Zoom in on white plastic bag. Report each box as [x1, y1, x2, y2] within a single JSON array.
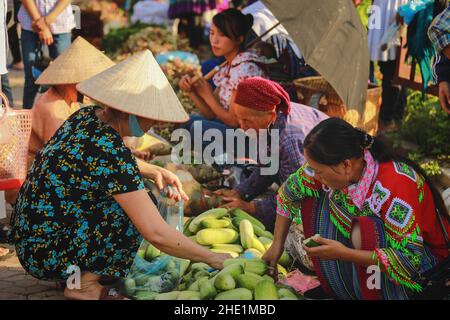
[[379, 22, 401, 52], [121, 187, 186, 299]]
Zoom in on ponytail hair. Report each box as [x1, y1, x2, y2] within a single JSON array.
[[304, 118, 449, 220]]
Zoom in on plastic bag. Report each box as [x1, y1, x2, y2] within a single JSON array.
[[155, 51, 200, 66], [398, 0, 433, 25], [278, 269, 320, 295], [121, 187, 189, 299], [379, 22, 401, 52]]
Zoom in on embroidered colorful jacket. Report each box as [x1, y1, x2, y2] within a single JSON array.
[[277, 159, 449, 292]]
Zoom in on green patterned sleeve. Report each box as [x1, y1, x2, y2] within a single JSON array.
[[276, 165, 321, 224]]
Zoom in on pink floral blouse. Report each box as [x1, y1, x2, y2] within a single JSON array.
[[213, 52, 267, 110]]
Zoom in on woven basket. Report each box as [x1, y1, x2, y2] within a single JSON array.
[[0, 92, 33, 190], [293, 76, 381, 135]]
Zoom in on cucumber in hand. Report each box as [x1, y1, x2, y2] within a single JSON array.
[[303, 234, 322, 248]]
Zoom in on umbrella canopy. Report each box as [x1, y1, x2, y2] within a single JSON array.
[[261, 0, 369, 114]]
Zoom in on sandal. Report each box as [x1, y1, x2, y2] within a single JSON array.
[[0, 223, 11, 243], [99, 287, 127, 300]]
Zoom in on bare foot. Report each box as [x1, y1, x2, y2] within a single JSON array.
[[63, 271, 104, 300], [64, 283, 104, 300], [0, 247, 13, 261]]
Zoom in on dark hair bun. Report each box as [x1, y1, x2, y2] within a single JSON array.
[[244, 14, 254, 33]]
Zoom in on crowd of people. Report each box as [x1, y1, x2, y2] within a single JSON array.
[[0, 0, 449, 300]]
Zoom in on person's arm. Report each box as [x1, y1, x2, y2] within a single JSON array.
[[434, 55, 450, 113], [262, 214, 292, 278], [21, 0, 41, 21], [438, 80, 450, 114], [114, 189, 229, 269], [261, 166, 321, 278], [201, 88, 238, 127], [135, 158, 189, 202], [23, 0, 53, 44], [219, 166, 276, 217], [179, 75, 215, 119], [303, 235, 376, 267], [235, 166, 277, 202], [193, 78, 238, 127], [271, 214, 292, 255], [187, 91, 216, 119], [277, 165, 321, 223], [342, 248, 376, 267], [45, 0, 71, 24]]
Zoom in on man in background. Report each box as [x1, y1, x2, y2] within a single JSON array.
[[428, 4, 450, 114]]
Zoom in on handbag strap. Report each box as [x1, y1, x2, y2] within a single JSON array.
[[0, 91, 11, 118], [34, 45, 44, 62], [35, 44, 43, 55]]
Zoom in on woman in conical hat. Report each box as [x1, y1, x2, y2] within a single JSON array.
[[30, 37, 115, 164], [5, 36, 115, 206], [11, 50, 231, 300]]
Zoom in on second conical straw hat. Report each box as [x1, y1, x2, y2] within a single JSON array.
[[35, 36, 115, 85], [76, 50, 189, 123]]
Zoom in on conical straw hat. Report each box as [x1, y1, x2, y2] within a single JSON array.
[[35, 37, 115, 85], [76, 50, 189, 123]]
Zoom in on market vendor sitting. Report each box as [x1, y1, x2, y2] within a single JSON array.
[[179, 9, 268, 144], [216, 77, 328, 232], [10, 50, 230, 300], [29, 37, 115, 167]]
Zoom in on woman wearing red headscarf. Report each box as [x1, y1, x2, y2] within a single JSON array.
[[215, 77, 328, 232]]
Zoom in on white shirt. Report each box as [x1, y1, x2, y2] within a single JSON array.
[[368, 0, 409, 62], [0, 0, 7, 75], [242, 1, 303, 59], [18, 0, 75, 35]]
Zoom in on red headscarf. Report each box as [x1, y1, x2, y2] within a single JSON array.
[[234, 77, 291, 114]]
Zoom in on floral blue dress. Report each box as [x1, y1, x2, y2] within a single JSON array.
[[11, 106, 145, 281]]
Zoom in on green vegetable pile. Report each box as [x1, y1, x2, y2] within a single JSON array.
[[122, 208, 300, 300]]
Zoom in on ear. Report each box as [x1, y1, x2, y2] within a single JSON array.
[[343, 159, 353, 174], [270, 110, 277, 122], [237, 35, 245, 45]]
